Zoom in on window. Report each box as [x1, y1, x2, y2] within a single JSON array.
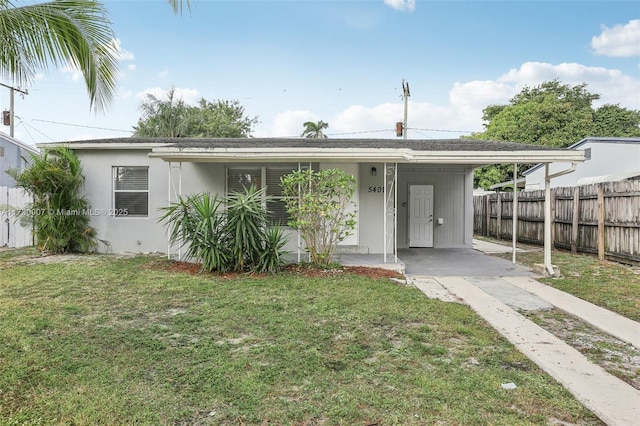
[[227, 164, 298, 225], [113, 166, 149, 217]]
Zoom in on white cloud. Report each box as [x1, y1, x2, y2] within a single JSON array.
[[134, 87, 201, 105], [158, 68, 170, 79], [111, 38, 135, 61], [127, 64, 136, 72], [261, 110, 319, 137], [498, 61, 640, 108], [384, 0, 416, 12], [60, 65, 82, 82], [259, 61, 639, 139], [449, 80, 515, 111], [592, 19, 640, 57]]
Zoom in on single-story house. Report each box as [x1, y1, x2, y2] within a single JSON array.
[[523, 137, 640, 190], [38, 137, 586, 272], [1, 132, 39, 187]]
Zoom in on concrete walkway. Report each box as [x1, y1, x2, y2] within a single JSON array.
[[413, 275, 640, 426]]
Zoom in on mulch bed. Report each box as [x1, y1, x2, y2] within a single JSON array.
[[144, 259, 403, 280]]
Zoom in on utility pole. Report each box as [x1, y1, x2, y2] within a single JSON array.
[[1, 82, 28, 137], [402, 79, 410, 140]]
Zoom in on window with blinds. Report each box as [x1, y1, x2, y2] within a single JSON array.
[[113, 166, 149, 217], [227, 164, 298, 225]]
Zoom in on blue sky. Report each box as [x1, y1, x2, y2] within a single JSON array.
[[5, 0, 640, 146]]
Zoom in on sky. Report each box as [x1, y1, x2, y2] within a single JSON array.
[[4, 0, 640, 147]]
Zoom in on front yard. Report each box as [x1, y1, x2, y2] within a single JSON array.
[[0, 249, 600, 425]]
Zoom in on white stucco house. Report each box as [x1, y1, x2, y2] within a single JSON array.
[[523, 137, 640, 190], [38, 137, 586, 269], [1, 132, 38, 187]]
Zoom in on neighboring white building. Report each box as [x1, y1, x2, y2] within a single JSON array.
[[0, 132, 39, 187], [38, 137, 585, 264], [523, 137, 640, 190]]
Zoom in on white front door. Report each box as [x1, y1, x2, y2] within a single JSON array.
[[409, 185, 434, 247]]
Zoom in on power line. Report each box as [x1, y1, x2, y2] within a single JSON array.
[[326, 129, 391, 136], [16, 120, 55, 143], [31, 118, 133, 133], [411, 127, 475, 134]]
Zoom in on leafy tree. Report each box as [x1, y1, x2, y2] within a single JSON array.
[[281, 168, 356, 266], [593, 104, 640, 137], [8, 147, 99, 253], [133, 89, 192, 137], [301, 120, 329, 138], [188, 98, 260, 138], [0, 0, 189, 112], [133, 89, 259, 137], [471, 80, 640, 188]]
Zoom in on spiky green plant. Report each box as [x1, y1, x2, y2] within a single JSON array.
[[8, 147, 98, 253], [159, 187, 289, 273], [223, 185, 270, 272], [159, 192, 230, 272]]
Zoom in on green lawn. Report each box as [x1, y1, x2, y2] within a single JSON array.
[[489, 242, 640, 322], [0, 250, 600, 425]]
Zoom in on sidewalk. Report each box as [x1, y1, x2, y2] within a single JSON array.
[[414, 275, 640, 426]]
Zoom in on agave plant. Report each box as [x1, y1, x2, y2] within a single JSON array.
[[159, 192, 229, 272], [159, 186, 289, 273]]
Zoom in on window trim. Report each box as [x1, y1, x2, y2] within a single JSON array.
[[112, 166, 150, 218]]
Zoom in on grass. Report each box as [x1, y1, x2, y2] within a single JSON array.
[[488, 241, 640, 321], [0, 250, 601, 425]]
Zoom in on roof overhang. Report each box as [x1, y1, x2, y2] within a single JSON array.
[[148, 146, 587, 165], [36, 142, 165, 150]]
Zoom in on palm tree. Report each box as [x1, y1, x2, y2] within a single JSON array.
[[0, 0, 189, 113], [301, 120, 329, 139]]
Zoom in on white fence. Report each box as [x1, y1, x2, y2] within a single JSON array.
[[0, 186, 32, 248]]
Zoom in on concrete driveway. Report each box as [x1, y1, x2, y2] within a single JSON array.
[[403, 240, 640, 426], [398, 246, 534, 277]]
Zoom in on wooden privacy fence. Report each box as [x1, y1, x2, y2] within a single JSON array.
[[0, 186, 32, 248], [474, 180, 640, 265]]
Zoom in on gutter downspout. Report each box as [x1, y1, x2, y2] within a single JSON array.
[[544, 162, 578, 275]]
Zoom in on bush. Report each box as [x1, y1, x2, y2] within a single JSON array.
[[8, 147, 100, 253], [159, 186, 288, 273], [281, 168, 356, 266]]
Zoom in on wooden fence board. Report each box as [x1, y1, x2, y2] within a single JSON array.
[[473, 180, 640, 265], [0, 186, 32, 248]]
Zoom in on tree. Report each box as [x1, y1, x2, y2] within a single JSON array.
[[0, 0, 189, 112], [8, 147, 100, 253], [281, 168, 357, 266], [593, 104, 640, 137], [301, 120, 329, 139], [133, 89, 259, 138], [133, 89, 192, 137], [471, 80, 640, 188]]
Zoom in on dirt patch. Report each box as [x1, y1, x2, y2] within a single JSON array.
[[524, 308, 640, 390]]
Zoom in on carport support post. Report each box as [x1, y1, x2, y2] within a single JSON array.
[[544, 163, 553, 275], [512, 163, 518, 264], [167, 161, 183, 260]]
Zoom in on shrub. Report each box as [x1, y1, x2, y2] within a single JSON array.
[[159, 186, 288, 273], [8, 147, 99, 253], [281, 168, 357, 266]]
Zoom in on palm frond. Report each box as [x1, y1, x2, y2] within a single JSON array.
[[0, 0, 118, 112]]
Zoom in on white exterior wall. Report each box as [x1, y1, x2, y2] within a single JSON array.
[[358, 163, 474, 252], [77, 149, 177, 254], [524, 141, 640, 189], [77, 151, 473, 255]]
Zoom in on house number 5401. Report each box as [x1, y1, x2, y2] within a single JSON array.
[[368, 186, 385, 193]]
